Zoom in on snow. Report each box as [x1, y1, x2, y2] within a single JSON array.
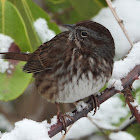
[[93, 0, 140, 60], [0, 115, 13, 131], [0, 0, 140, 139], [112, 43, 140, 80], [52, 117, 95, 140], [0, 119, 51, 140], [93, 0, 140, 91], [132, 76, 140, 90], [0, 34, 13, 73], [50, 116, 57, 126], [107, 79, 123, 91], [52, 95, 129, 140], [130, 100, 139, 107], [107, 42, 140, 90], [34, 18, 56, 43], [89, 95, 129, 128], [76, 101, 88, 112], [88, 135, 106, 140], [109, 131, 136, 140], [137, 106, 140, 114], [130, 99, 140, 114], [0, 34, 13, 52]]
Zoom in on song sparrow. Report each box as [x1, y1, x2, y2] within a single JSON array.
[[0, 21, 115, 104]]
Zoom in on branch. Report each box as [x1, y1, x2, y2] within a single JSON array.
[[106, 0, 134, 48], [48, 65, 140, 138], [123, 88, 140, 123]]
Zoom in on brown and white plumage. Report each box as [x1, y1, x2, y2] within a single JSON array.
[[0, 21, 115, 103]]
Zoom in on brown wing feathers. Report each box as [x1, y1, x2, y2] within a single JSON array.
[[0, 32, 69, 74], [0, 50, 48, 73], [23, 44, 50, 73], [0, 52, 30, 61], [23, 53, 46, 73]]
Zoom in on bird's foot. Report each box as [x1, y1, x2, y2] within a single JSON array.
[[90, 95, 100, 115], [56, 103, 74, 134], [57, 112, 74, 134]]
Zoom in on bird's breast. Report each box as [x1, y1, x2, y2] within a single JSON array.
[[56, 71, 107, 103], [55, 56, 109, 103], [35, 56, 112, 103]]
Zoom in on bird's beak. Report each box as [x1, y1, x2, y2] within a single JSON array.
[[63, 24, 75, 33]]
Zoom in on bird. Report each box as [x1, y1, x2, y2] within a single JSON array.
[[0, 20, 115, 118]]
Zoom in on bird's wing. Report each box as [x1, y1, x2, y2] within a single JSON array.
[[23, 31, 69, 73]]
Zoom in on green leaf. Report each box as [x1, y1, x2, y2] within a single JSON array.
[[9, 0, 60, 50], [69, 0, 104, 20], [136, 88, 140, 103], [0, 0, 32, 52], [0, 62, 32, 101], [47, 0, 66, 4], [0, 0, 60, 101], [0, 0, 33, 101], [126, 123, 140, 140], [45, 0, 106, 24]]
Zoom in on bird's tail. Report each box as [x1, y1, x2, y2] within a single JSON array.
[[0, 52, 30, 61]]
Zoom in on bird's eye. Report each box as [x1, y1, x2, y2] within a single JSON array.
[[81, 31, 88, 37]]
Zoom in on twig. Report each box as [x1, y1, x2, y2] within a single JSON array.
[[60, 124, 73, 140], [106, 0, 134, 49], [87, 116, 110, 140], [119, 117, 136, 130], [123, 88, 140, 123], [87, 116, 119, 132], [48, 65, 140, 138]]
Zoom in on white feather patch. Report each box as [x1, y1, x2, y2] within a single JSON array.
[[56, 71, 107, 103]]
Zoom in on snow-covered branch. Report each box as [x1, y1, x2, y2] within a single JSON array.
[[49, 64, 140, 137]]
